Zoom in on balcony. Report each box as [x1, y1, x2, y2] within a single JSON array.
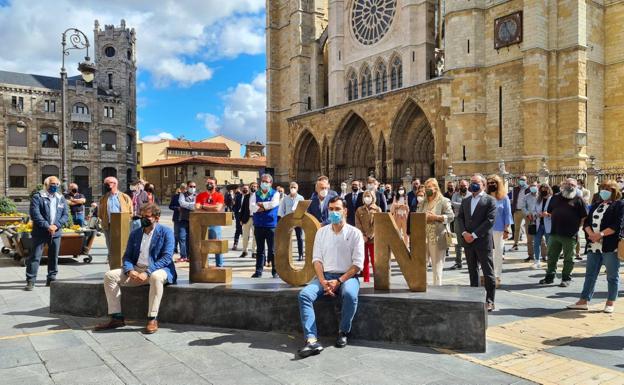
[[70, 113, 91, 123]]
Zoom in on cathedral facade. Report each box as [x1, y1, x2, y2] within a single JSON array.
[[266, 0, 624, 188]]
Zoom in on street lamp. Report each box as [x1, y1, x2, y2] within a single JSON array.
[[60, 27, 96, 192]]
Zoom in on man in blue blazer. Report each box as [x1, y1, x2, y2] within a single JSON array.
[[95, 203, 176, 334], [25, 176, 69, 290], [344, 180, 361, 226], [307, 175, 338, 225]]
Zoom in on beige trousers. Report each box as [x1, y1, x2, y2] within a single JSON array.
[[427, 241, 445, 286], [241, 218, 256, 253], [104, 267, 168, 317], [392, 214, 409, 245]]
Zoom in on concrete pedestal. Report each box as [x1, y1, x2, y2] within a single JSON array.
[[50, 279, 487, 352]]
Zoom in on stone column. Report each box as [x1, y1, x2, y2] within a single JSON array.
[[498, 160, 510, 190], [538, 157, 550, 186], [444, 165, 456, 187], [586, 155, 599, 197], [402, 167, 413, 191]]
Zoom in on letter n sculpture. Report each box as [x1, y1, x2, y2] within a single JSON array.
[[189, 212, 233, 283]]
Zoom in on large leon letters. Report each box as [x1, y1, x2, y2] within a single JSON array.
[[189, 211, 233, 283]]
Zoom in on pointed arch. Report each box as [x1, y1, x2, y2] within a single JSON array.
[[294, 129, 321, 190], [346, 68, 358, 101], [332, 111, 375, 184], [360, 64, 372, 98], [374, 58, 388, 94], [389, 53, 403, 90]]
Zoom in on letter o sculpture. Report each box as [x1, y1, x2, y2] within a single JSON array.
[[274, 200, 321, 286]]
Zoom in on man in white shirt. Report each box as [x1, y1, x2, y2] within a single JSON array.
[[297, 196, 364, 358], [278, 182, 305, 260]]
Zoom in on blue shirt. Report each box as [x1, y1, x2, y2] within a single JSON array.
[[278, 193, 304, 217], [107, 193, 121, 223], [493, 195, 514, 232]]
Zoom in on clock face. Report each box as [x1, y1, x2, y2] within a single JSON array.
[[351, 0, 397, 46], [494, 12, 523, 49]]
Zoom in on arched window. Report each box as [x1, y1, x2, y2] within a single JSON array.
[[361, 66, 372, 98], [73, 103, 89, 115], [8, 123, 27, 147], [101, 131, 117, 151], [391, 56, 403, 90], [72, 129, 89, 150], [375, 62, 388, 94], [347, 70, 358, 101], [9, 164, 27, 188], [41, 165, 59, 184], [40, 127, 59, 148]]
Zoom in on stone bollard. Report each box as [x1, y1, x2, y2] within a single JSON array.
[[109, 212, 131, 270], [189, 212, 233, 283], [586, 155, 599, 197]]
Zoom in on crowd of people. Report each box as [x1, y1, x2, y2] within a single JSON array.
[[21, 172, 623, 357]]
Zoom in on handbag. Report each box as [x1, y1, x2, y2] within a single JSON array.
[[445, 224, 457, 246], [618, 239, 624, 262]]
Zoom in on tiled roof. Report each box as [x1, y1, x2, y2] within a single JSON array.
[[143, 156, 266, 168], [166, 140, 230, 152], [0, 70, 87, 90]]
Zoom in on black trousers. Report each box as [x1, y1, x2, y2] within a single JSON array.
[[233, 211, 242, 244], [465, 244, 496, 304], [255, 226, 276, 275]]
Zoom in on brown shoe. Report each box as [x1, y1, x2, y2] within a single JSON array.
[[145, 319, 158, 334], [94, 318, 125, 331]]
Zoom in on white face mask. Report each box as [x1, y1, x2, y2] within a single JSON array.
[[363, 196, 373, 205], [188, 187, 196, 194], [290, 188, 297, 195], [398, 190, 405, 196], [341, 184, 347, 191], [367, 184, 375, 191], [417, 196, 424, 203], [319, 189, 328, 198]]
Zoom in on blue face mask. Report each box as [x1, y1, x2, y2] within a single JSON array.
[[469, 183, 481, 193], [329, 210, 343, 224], [529, 186, 538, 194], [599, 190, 612, 201], [49, 185, 58, 194], [519, 180, 527, 187]]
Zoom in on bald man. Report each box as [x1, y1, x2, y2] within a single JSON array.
[[98, 177, 133, 260]]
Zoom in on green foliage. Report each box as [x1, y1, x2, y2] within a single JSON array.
[[64, 201, 74, 228], [0, 196, 18, 215]]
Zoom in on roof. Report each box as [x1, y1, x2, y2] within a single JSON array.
[[0, 70, 87, 90], [143, 156, 266, 168], [166, 140, 230, 152]]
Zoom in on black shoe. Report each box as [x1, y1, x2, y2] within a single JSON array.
[[450, 263, 462, 270], [539, 278, 554, 285], [297, 256, 303, 261], [45, 278, 56, 287], [239, 251, 248, 258], [511, 245, 519, 251], [232, 243, 238, 251], [252, 253, 257, 259], [298, 340, 323, 358], [272, 272, 279, 279], [524, 257, 534, 262], [251, 273, 262, 278], [24, 281, 34, 291], [575, 255, 582, 261], [335, 332, 348, 348], [559, 280, 571, 287]]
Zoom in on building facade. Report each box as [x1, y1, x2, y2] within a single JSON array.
[[0, 20, 136, 203], [267, 0, 624, 187]]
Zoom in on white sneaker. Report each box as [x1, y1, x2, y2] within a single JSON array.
[[566, 303, 588, 310], [532, 262, 541, 269], [604, 305, 615, 314]]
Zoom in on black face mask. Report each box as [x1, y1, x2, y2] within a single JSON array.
[[71, 189, 77, 194], [206, 184, 214, 191], [103, 184, 111, 193], [487, 184, 497, 193], [250, 187, 257, 192], [352, 187, 359, 192], [459, 187, 467, 194], [140, 217, 153, 228], [540, 190, 549, 197]]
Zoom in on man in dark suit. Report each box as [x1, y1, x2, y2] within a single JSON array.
[[26, 176, 69, 290], [407, 178, 422, 213], [95, 203, 177, 334], [239, 184, 256, 258], [344, 180, 361, 226], [232, 187, 243, 250], [357, 176, 387, 212], [308, 176, 338, 225], [456, 174, 498, 311]]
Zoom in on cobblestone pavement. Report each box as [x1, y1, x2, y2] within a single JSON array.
[[0, 208, 622, 384]]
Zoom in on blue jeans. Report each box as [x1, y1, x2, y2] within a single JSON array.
[[72, 212, 85, 226], [26, 235, 60, 282], [173, 220, 180, 253], [179, 220, 189, 258], [581, 251, 621, 302], [209, 226, 223, 267], [295, 227, 304, 259], [298, 273, 360, 340], [254, 226, 275, 275], [534, 224, 550, 263]]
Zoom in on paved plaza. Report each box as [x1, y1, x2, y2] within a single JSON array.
[[0, 208, 623, 385]]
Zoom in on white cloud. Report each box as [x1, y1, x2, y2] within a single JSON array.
[[141, 132, 175, 142], [0, 0, 265, 87], [196, 73, 266, 143]]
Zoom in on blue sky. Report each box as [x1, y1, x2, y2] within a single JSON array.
[[0, 0, 267, 144]]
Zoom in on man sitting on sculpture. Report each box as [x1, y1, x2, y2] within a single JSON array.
[[297, 196, 364, 358], [95, 203, 177, 334]]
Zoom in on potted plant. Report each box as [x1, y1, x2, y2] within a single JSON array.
[[0, 196, 24, 226]]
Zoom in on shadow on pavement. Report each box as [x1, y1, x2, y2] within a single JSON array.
[[543, 335, 624, 351]]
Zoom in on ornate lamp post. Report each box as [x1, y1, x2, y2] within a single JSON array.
[[60, 28, 96, 191]]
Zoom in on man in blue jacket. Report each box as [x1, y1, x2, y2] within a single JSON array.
[[95, 203, 177, 334], [26, 176, 69, 291], [250, 174, 281, 278], [307, 175, 338, 225]]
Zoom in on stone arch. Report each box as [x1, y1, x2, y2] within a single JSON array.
[[346, 68, 358, 101], [373, 57, 388, 94], [389, 99, 435, 181], [389, 52, 403, 89], [294, 129, 321, 194], [333, 111, 375, 184], [360, 63, 372, 98]]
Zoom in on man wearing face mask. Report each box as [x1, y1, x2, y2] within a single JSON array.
[[450, 179, 469, 270], [357, 176, 387, 212], [407, 178, 422, 213], [250, 174, 281, 277], [297, 197, 364, 358], [456, 174, 498, 311], [177, 181, 197, 263], [308, 175, 338, 225], [384, 184, 394, 206], [98, 177, 133, 262], [538, 178, 587, 287], [521, 181, 545, 262], [195, 177, 226, 267], [239, 184, 257, 258], [25, 176, 69, 290], [444, 181, 455, 200], [345, 180, 362, 226], [130, 180, 149, 232], [65, 182, 86, 226], [278, 182, 305, 261], [95, 203, 177, 334], [511, 176, 530, 251]]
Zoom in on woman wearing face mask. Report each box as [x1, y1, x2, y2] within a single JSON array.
[[390, 186, 410, 245], [355, 190, 382, 282], [568, 180, 624, 313], [144, 183, 159, 205], [487, 175, 513, 287], [522, 181, 545, 263], [416, 178, 454, 286], [531, 184, 553, 269]]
